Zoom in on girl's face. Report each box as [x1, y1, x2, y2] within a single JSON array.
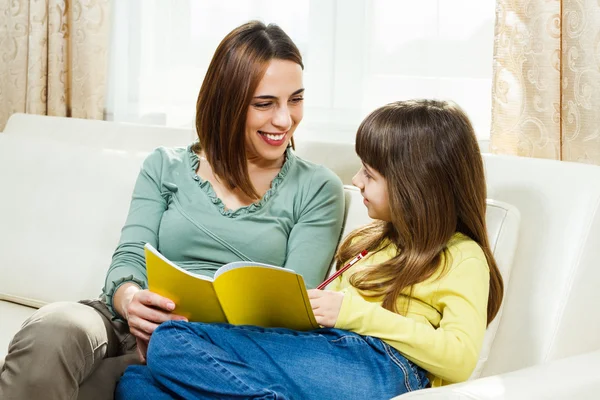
[[352, 163, 391, 222], [245, 59, 304, 164]]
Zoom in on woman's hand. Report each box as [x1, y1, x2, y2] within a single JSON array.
[[123, 288, 188, 341], [115, 283, 187, 361], [308, 289, 344, 328]]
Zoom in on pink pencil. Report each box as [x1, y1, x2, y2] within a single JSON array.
[[317, 250, 368, 290]]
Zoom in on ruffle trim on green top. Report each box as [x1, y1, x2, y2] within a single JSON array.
[[187, 145, 294, 218], [103, 274, 147, 321]]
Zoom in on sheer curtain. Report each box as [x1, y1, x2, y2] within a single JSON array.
[[491, 0, 600, 164], [105, 0, 496, 143], [0, 0, 111, 131]]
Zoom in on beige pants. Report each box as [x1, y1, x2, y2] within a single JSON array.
[[0, 300, 140, 400]]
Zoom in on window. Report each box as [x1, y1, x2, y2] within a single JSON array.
[[106, 0, 496, 141]]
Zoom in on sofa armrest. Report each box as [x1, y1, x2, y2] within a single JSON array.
[[394, 349, 600, 399]]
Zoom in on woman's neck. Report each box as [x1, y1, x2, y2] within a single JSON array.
[[197, 149, 286, 196], [196, 149, 286, 208], [197, 150, 286, 172], [245, 151, 286, 172]]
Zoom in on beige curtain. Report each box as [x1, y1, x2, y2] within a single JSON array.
[[491, 0, 600, 164], [0, 0, 111, 131]]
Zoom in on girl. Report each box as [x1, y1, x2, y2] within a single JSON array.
[[116, 99, 503, 399]]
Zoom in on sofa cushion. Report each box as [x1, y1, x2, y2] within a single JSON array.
[[470, 199, 520, 379], [0, 301, 36, 359]]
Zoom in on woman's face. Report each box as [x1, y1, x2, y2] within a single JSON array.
[[245, 59, 304, 163]]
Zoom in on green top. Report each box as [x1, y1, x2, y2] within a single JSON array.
[[102, 145, 345, 317]]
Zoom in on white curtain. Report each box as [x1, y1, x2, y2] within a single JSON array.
[[0, 0, 111, 131], [105, 0, 496, 142], [491, 0, 600, 164]]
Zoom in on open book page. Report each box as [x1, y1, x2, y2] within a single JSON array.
[[214, 266, 320, 331], [145, 244, 226, 322], [214, 260, 291, 278]]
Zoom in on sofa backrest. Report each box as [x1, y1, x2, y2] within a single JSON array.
[[0, 115, 193, 306], [293, 140, 359, 184], [480, 154, 600, 376], [2, 113, 196, 146]]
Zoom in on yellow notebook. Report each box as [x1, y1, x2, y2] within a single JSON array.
[[145, 244, 319, 331]]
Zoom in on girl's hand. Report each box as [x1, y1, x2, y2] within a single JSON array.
[[308, 289, 344, 328]]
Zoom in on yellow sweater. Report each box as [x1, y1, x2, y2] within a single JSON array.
[[329, 233, 490, 387]]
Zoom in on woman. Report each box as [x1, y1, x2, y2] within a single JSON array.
[[116, 99, 501, 399], [0, 21, 344, 400]]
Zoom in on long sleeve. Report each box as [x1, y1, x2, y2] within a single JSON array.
[[334, 257, 490, 383], [102, 148, 168, 316], [284, 167, 345, 289]]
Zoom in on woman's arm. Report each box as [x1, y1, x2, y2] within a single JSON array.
[[102, 148, 168, 318], [284, 167, 345, 288]]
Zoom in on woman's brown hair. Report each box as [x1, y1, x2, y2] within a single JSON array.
[[193, 21, 303, 199], [336, 99, 503, 325]]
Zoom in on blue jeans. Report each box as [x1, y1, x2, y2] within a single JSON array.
[[116, 321, 429, 400]]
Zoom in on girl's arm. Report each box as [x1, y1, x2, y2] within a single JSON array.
[[334, 257, 490, 383], [283, 167, 345, 288]]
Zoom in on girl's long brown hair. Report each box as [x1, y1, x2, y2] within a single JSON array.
[[336, 100, 503, 325], [193, 21, 303, 199]]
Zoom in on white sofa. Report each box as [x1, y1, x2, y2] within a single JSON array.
[[1, 113, 600, 399]]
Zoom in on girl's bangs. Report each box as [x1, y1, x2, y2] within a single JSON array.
[[355, 113, 389, 174]]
